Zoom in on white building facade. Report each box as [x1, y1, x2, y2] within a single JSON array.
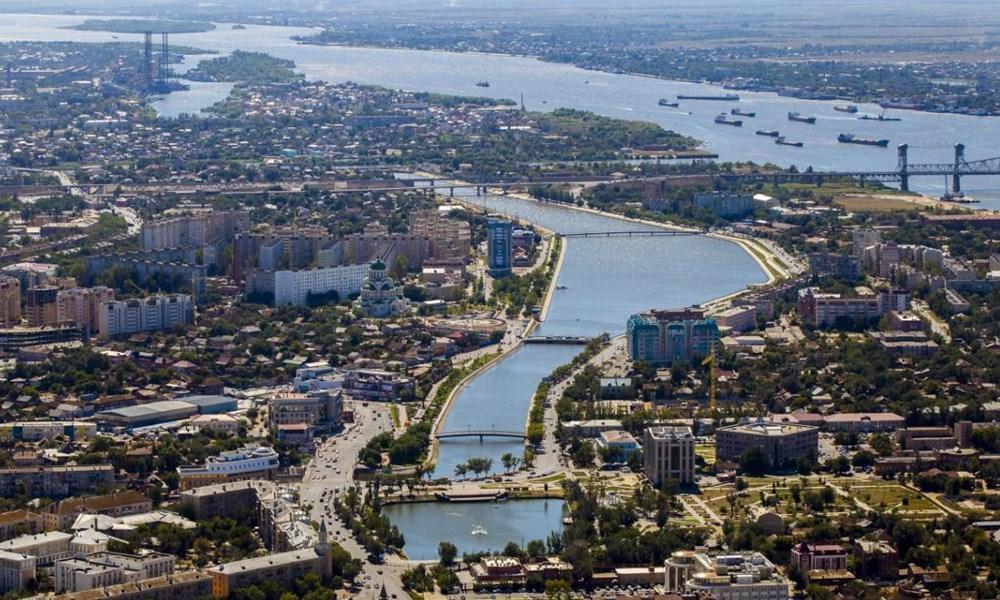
[[98, 294, 194, 339]]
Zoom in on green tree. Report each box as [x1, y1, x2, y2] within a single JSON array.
[[438, 541, 457, 567], [739, 447, 769, 476]]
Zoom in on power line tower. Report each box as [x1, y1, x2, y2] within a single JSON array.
[[158, 32, 169, 83], [142, 31, 153, 88]]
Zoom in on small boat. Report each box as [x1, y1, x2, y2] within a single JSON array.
[[756, 129, 780, 137], [658, 99, 679, 107], [838, 133, 889, 147], [731, 108, 756, 117], [775, 136, 804, 147], [787, 112, 817, 124], [714, 113, 742, 127], [941, 193, 979, 203], [232, 24, 247, 30], [471, 525, 487, 536], [677, 93, 740, 101], [834, 104, 858, 113], [475, 80, 490, 88], [859, 109, 901, 122], [556, 285, 568, 290]]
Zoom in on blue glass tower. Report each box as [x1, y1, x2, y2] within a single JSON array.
[[486, 217, 513, 277]]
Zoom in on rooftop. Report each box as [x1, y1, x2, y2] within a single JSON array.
[[720, 418, 817, 437], [646, 425, 694, 439], [207, 548, 322, 574]]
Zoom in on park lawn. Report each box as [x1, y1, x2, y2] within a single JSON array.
[[843, 484, 938, 511], [695, 444, 716, 465], [529, 472, 567, 484]]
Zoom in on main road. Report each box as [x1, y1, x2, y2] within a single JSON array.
[[297, 402, 409, 599]]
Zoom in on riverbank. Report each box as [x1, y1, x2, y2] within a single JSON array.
[[424, 219, 563, 471], [489, 187, 795, 287]]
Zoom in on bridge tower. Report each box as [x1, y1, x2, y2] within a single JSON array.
[[953, 143, 965, 194], [897, 144, 909, 192]]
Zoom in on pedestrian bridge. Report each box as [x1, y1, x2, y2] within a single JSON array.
[[523, 336, 590, 345], [560, 230, 702, 238], [436, 429, 527, 440]]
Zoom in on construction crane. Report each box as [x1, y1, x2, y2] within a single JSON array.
[[127, 279, 149, 296], [701, 339, 718, 415]]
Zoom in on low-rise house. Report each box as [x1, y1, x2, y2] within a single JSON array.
[[854, 539, 898, 581], [470, 557, 527, 587], [47, 491, 152, 530], [791, 542, 848, 572]]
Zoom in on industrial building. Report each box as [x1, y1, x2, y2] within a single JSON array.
[[95, 395, 237, 430]]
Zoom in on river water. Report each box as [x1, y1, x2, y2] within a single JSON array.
[[0, 12, 985, 556], [431, 189, 767, 477]]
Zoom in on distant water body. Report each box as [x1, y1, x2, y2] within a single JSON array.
[[0, 13, 999, 207]]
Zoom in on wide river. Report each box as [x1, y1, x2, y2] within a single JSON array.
[[0, 12, 984, 557], [0, 13, 998, 207]]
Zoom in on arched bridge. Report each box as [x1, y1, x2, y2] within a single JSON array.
[[436, 429, 527, 441], [560, 230, 703, 238]]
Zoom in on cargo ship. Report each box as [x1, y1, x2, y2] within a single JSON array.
[[731, 108, 756, 117], [858, 110, 901, 122], [714, 113, 743, 127], [475, 80, 490, 88], [677, 93, 740, 101], [834, 104, 858, 113], [787, 112, 817, 124], [837, 133, 889, 147], [658, 99, 680, 107], [756, 129, 780, 137], [775, 136, 804, 147]]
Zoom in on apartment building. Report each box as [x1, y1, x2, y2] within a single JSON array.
[[0, 465, 114, 500], [54, 551, 175, 594], [0, 421, 96, 444], [0, 276, 21, 327], [0, 550, 34, 594], [626, 308, 719, 365], [206, 533, 331, 598], [0, 531, 73, 567], [141, 210, 249, 253], [55, 287, 115, 335], [98, 294, 194, 339], [25, 286, 59, 327]]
